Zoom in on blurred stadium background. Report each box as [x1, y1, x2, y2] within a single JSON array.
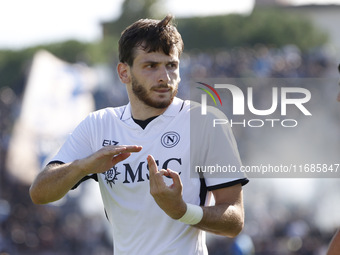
[[1, 0, 340, 254]]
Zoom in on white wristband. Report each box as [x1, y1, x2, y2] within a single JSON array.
[[178, 203, 203, 225]]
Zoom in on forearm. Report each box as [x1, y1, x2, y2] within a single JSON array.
[[30, 145, 142, 204], [194, 203, 244, 237], [29, 160, 86, 204], [147, 157, 245, 237]]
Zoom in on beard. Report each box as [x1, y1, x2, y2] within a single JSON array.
[[131, 75, 178, 109]]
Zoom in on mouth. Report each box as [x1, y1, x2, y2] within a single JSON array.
[[153, 88, 170, 93], [152, 86, 171, 93]]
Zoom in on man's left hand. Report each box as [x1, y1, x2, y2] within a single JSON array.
[[147, 155, 187, 219]]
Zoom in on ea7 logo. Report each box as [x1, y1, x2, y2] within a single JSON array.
[[102, 139, 119, 146], [198, 84, 312, 116]]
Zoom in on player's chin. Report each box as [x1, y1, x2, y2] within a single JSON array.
[[150, 97, 173, 109]]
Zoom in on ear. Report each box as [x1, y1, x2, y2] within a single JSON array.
[[117, 62, 131, 84]]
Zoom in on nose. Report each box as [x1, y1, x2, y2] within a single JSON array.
[[158, 66, 170, 84]]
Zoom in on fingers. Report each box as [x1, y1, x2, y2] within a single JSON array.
[[109, 145, 142, 154], [101, 145, 142, 159], [124, 145, 143, 153], [147, 155, 181, 183], [109, 145, 142, 166], [147, 155, 182, 193], [148, 155, 168, 194], [166, 169, 181, 188], [146, 159, 184, 219], [147, 155, 158, 176], [111, 152, 131, 165]]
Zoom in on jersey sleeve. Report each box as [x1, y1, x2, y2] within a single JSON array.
[[190, 104, 248, 190], [50, 114, 94, 164]]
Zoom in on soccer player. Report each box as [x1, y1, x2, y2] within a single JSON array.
[[29, 15, 248, 255], [326, 64, 340, 255]]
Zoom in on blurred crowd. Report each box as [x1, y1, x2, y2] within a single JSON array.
[[181, 44, 330, 80], [1, 44, 339, 255]]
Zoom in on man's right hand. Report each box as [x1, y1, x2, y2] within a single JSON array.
[[30, 145, 142, 204], [80, 145, 142, 175]]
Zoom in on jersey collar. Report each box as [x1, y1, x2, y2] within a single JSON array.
[[121, 97, 184, 121]]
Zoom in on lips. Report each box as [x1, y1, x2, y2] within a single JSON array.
[[152, 86, 171, 93], [154, 88, 170, 93]]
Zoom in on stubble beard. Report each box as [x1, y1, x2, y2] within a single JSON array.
[[131, 75, 178, 109]]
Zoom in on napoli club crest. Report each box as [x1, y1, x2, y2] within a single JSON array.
[[161, 131, 180, 148]]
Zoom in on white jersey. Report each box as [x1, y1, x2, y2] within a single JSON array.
[[51, 97, 248, 255]]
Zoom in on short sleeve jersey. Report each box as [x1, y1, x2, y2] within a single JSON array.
[[51, 97, 248, 255]]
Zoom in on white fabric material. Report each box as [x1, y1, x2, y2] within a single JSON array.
[[52, 97, 246, 255], [178, 203, 204, 225]]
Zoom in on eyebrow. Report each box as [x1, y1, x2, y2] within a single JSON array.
[[142, 59, 179, 65], [142, 60, 158, 64]]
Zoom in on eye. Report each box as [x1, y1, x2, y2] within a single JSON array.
[[167, 62, 178, 69], [144, 62, 157, 69]]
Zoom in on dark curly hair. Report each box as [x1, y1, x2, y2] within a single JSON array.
[[118, 14, 184, 66]]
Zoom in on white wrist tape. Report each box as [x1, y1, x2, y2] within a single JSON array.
[[178, 203, 203, 225]]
